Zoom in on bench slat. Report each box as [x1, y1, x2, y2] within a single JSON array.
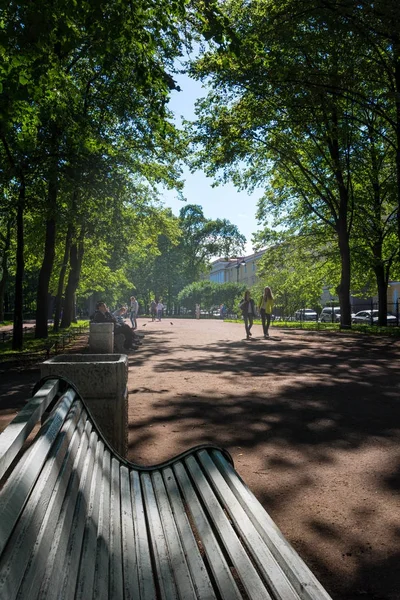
[[0, 379, 59, 480], [130, 470, 156, 600], [0, 389, 76, 557], [162, 466, 217, 600], [141, 472, 179, 599], [75, 438, 104, 600], [109, 458, 123, 600], [35, 418, 96, 600], [198, 450, 298, 600], [54, 422, 97, 600], [173, 460, 243, 600], [185, 454, 273, 600], [152, 470, 198, 599], [0, 402, 84, 600], [94, 448, 111, 600], [120, 465, 141, 599], [211, 450, 333, 600]]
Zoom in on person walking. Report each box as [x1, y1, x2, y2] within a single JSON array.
[[156, 300, 164, 321], [240, 290, 256, 339], [259, 286, 274, 338], [129, 296, 139, 329], [150, 299, 157, 321]]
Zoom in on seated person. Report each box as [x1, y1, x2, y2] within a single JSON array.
[[92, 301, 140, 349], [112, 305, 127, 324]]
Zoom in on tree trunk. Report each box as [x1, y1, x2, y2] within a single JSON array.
[[0, 217, 12, 322], [53, 223, 73, 332], [12, 185, 25, 350], [61, 230, 85, 328], [374, 261, 388, 326], [393, 39, 400, 251], [35, 166, 58, 339]]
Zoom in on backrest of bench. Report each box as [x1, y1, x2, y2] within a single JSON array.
[[0, 378, 60, 479]]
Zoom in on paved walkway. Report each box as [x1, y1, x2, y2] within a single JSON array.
[[1, 317, 400, 598], [126, 317, 400, 600]]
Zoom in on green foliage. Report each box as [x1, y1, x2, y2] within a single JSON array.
[[178, 280, 246, 311]]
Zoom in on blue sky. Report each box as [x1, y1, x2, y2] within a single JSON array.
[[161, 71, 264, 256]]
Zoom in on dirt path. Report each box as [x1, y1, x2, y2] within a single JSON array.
[[126, 317, 400, 600]]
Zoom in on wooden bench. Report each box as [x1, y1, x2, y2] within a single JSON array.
[[0, 377, 332, 600]]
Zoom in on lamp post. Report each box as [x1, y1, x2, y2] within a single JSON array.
[[236, 258, 246, 283]]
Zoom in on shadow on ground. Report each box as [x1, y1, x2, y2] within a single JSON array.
[[128, 329, 400, 599]]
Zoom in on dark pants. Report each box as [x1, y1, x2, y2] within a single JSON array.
[[243, 313, 254, 336], [260, 309, 271, 335], [115, 323, 134, 348]]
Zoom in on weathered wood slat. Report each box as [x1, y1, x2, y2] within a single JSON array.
[[54, 421, 97, 600], [152, 469, 198, 599], [162, 466, 217, 600], [0, 379, 59, 480], [198, 449, 298, 600], [75, 438, 104, 600], [211, 450, 333, 600], [130, 470, 155, 600], [35, 417, 96, 600], [0, 401, 83, 600], [120, 466, 140, 600], [109, 458, 123, 600], [93, 448, 111, 600], [141, 472, 179, 600], [0, 389, 76, 556], [185, 454, 272, 600], [173, 460, 243, 600]]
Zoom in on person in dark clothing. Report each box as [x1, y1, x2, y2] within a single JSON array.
[[92, 301, 140, 349], [240, 291, 256, 339]]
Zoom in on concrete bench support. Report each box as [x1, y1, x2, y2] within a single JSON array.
[[41, 354, 128, 456], [89, 321, 114, 353]]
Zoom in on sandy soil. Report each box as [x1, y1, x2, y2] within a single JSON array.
[[1, 317, 399, 599]]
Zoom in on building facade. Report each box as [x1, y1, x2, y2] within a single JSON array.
[[209, 250, 266, 287]]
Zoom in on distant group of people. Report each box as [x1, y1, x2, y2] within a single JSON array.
[[91, 295, 166, 350], [92, 301, 142, 351], [240, 286, 274, 339]]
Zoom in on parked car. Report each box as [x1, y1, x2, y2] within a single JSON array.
[[294, 308, 318, 321], [352, 310, 398, 326], [320, 306, 341, 323]]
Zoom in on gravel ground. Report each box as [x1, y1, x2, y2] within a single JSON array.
[[1, 317, 399, 599]]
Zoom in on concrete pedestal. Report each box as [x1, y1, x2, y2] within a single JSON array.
[[41, 354, 128, 456], [89, 322, 114, 353]]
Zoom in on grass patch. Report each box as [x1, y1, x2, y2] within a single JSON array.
[[224, 318, 400, 337], [0, 320, 90, 359]]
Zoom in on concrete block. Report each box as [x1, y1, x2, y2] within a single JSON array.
[[89, 322, 114, 353], [41, 354, 129, 456]]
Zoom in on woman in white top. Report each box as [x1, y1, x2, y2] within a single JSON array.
[[130, 296, 139, 329], [156, 301, 164, 321]]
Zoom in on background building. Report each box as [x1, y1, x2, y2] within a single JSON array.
[[209, 250, 266, 286]]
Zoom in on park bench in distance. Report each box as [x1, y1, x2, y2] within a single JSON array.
[[0, 377, 332, 599]]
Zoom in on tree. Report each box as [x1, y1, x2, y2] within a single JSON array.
[[188, 0, 400, 326]]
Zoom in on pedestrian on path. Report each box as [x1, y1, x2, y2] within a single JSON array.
[[130, 296, 139, 329], [240, 290, 256, 339], [156, 300, 164, 321], [259, 286, 274, 338]]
